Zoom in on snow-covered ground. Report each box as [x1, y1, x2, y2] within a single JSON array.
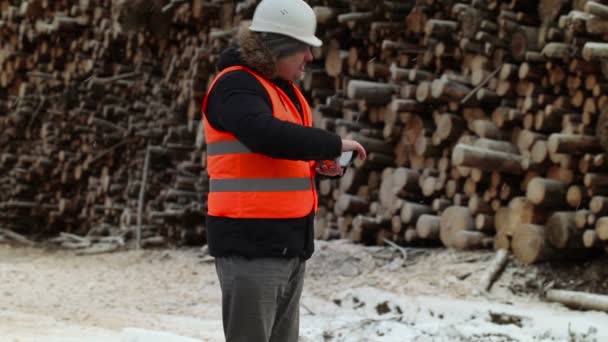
[[1, 241, 607, 341], [301, 287, 606, 341]]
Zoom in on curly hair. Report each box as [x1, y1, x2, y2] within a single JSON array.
[[238, 30, 310, 79]]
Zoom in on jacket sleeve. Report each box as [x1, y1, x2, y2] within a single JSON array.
[[205, 71, 342, 161]]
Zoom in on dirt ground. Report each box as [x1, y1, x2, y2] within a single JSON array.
[[1, 240, 608, 341]]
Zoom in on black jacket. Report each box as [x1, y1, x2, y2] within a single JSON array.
[[204, 47, 342, 259]]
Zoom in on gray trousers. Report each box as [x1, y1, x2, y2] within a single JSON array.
[[215, 256, 305, 342]]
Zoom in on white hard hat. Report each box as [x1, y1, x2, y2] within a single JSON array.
[[249, 0, 322, 47]]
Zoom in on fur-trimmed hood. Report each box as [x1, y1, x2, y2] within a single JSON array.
[[216, 30, 277, 79]]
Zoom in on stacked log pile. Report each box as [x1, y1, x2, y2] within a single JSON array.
[[0, 0, 233, 247], [2, 0, 608, 262], [307, 0, 608, 264]]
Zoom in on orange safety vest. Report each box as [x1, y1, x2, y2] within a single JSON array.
[[202, 66, 318, 219]]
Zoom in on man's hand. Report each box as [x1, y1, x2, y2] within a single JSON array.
[[315, 160, 343, 176], [341, 139, 367, 160]]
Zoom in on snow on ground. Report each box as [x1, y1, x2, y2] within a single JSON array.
[[300, 287, 605, 341], [1, 240, 607, 341]]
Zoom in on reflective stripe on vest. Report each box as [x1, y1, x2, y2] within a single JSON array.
[[210, 177, 312, 192], [207, 140, 251, 156]]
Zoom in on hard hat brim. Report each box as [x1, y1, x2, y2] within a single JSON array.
[[249, 24, 323, 47], [299, 35, 323, 48]]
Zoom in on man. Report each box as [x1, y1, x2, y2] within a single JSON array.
[[201, 0, 367, 341]]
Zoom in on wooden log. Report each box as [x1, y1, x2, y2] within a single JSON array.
[[431, 79, 472, 102], [475, 88, 501, 106], [350, 215, 388, 244], [404, 228, 419, 244], [409, 69, 434, 83], [582, 42, 608, 61], [478, 249, 509, 292], [473, 138, 519, 154], [389, 99, 424, 114], [400, 201, 433, 225], [575, 209, 591, 229], [460, 6, 485, 38], [346, 80, 399, 105], [595, 217, 608, 240], [0, 228, 35, 245], [546, 211, 586, 249], [475, 213, 495, 233], [440, 206, 489, 249], [579, 153, 606, 173], [337, 12, 373, 26], [517, 130, 547, 154], [542, 42, 576, 60], [389, 65, 412, 82], [337, 215, 353, 239], [519, 62, 544, 81], [583, 229, 603, 248], [496, 197, 547, 237], [471, 120, 506, 140], [585, 16, 608, 35], [494, 232, 511, 251], [585, 1, 608, 19], [432, 198, 452, 213], [512, 224, 556, 264], [420, 176, 440, 197], [392, 167, 421, 195], [567, 185, 589, 209], [546, 289, 608, 312], [594, 154, 608, 171], [415, 81, 433, 103], [415, 135, 442, 157], [590, 196, 608, 215], [76, 243, 120, 255], [526, 177, 568, 208], [452, 144, 524, 175], [468, 194, 492, 215], [348, 133, 394, 156], [584, 173, 608, 193], [499, 63, 519, 80], [547, 133, 602, 155], [449, 230, 492, 250], [598, 105, 608, 153], [424, 19, 458, 38], [324, 41, 346, 77], [416, 214, 441, 240], [366, 62, 390, 80], [391, 215, 403, 234], [334, 194, 369, 216], [436, 114, 465, 143]]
